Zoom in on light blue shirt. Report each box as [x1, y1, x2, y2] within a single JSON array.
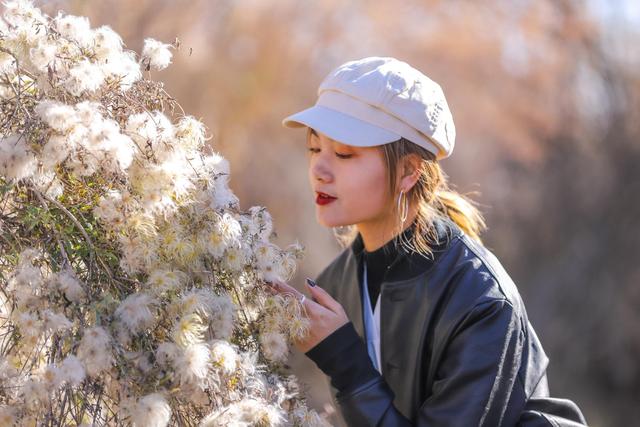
[[362, 260, 382, 374]]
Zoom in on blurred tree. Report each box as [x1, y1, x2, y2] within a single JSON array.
[[33, 0, 640, 425]]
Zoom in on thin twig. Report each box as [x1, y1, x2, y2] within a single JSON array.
[[33, 188, 96, 268], [32, 189, 72, 268]]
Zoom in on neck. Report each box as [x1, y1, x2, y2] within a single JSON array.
[[357, 205, 418, 252]]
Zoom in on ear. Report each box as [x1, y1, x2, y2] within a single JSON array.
[[398, 154, 421, 192]]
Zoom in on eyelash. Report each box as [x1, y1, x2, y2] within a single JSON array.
[[307, 148, 352, 159]]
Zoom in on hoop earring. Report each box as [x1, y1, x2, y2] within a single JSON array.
[[397, 190, 408, 224]]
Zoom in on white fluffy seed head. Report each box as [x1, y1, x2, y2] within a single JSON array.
[[0, 134, 37, 181], [55, 13, 93, 47], [209, 340, 238, 375], [155, 342, 179, 366], [171, 313, 207, 347], [146, 269, 186, 294], [260, 331, 289, 363], [77, 326, 113, 377], [41, 310, 73, 333], [199, 398, 285, 427], [56, 268, 86, 302], [175, 116, 206, 150], [114, 293, 157, 334], [29, 40, 58, 72], [57, 354, 86, 386], [103, 49, 141, 91], [130, 393, 171, 427], [35, 100, 78, 132], [65, 59, 106, 96], [92, 25, 123, 59], [141, 38, 172, 71], [174, 343, 210, 387]]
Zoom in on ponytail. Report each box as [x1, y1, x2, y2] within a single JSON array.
[[433, 189, 486, 244]]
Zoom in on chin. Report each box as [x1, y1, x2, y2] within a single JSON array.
[[315, 211, 338, 228], [316, 211, 354, 228]]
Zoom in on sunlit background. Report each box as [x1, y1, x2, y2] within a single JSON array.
[[31, 1, 640, 425]]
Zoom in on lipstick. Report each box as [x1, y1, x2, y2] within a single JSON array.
[[316, 192, 337, 205]]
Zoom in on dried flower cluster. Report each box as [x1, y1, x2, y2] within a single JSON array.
[[0, 1, 328, 426]]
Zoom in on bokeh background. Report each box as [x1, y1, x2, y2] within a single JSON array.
[[30, 0, 640, 425]]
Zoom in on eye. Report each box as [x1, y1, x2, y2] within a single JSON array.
[[306, 147, 352, 159]]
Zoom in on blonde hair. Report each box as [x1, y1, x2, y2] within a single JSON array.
[[330, 136, 487, 258]]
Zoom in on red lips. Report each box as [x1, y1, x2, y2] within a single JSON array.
[[316, 192, 337, 205]]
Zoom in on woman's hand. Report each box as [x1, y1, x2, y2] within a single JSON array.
[[266, 278, 349, 353]]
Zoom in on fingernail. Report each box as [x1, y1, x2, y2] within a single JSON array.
[[306, 278, 316, 287]]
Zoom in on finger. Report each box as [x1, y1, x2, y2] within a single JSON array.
[[267, 280, 303, 299], [299, 294, 310, 313], [266, 280, 328, 315], [305, 279, 342, 314], [264, 283, 313, 312]]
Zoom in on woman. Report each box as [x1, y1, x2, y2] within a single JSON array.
[[271, 57, 587, 426]]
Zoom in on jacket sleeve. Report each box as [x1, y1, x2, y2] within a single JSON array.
[[518, 397, 588, 427], [305, 321, 380, 393], [336, 298, 526, 426], [416, 299, 525, 425]]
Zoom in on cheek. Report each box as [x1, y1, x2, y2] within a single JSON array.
[[341, 161, 390, 211]]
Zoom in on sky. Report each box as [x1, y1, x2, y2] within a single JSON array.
[[587, 0, 640, 29]]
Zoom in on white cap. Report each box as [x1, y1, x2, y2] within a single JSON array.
[[282, 56, 456, 160]]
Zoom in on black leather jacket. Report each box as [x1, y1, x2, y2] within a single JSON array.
[[313, 218, 587, 426]]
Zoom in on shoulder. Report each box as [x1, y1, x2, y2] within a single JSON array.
[[432, 229, 529, 331], [455, 233, 524, 308], [439, 231, 553, 398]]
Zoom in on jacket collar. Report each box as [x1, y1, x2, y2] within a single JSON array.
[[350, 216, 462, 283], [335, 216, 463, 346]]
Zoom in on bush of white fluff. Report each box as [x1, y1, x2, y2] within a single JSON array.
[[0, 1, 329, 425]]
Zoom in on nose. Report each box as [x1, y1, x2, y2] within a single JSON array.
[[310, 153, 333, 183]]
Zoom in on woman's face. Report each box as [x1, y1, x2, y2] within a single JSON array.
[[306, 128, 394, 229]]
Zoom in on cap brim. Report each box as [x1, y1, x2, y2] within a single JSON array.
[[282, 105, 400, 147]]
